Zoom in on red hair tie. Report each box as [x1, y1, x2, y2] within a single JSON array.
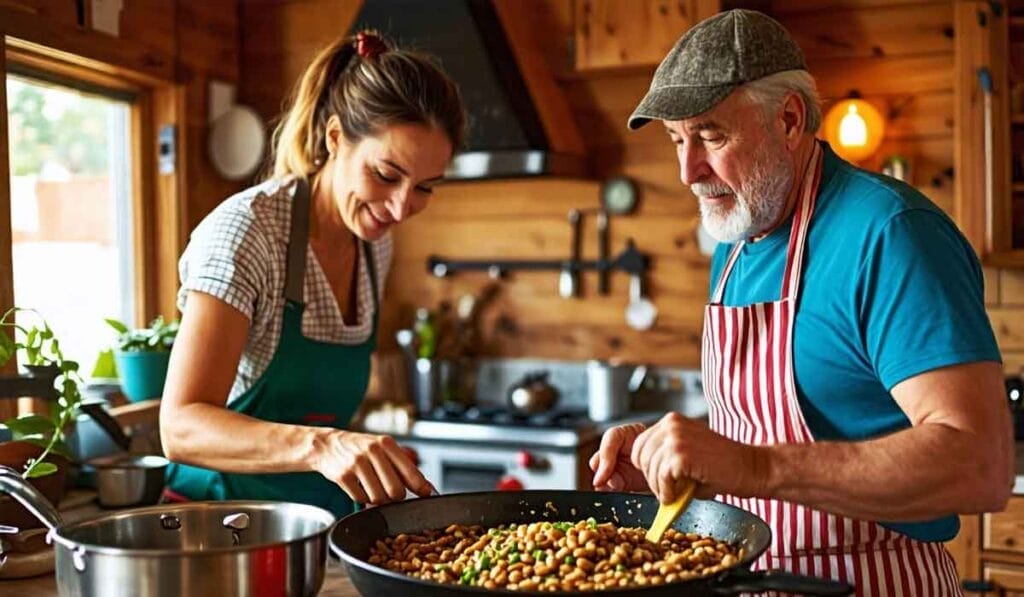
[[356, 31, 387, 59]]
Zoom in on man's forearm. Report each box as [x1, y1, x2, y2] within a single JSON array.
[[756, 422, 1012, 521]]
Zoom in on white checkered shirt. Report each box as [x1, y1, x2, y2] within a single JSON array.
[[177, 176, 393, 404]]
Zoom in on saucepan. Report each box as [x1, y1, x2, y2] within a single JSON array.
[[76, 402, 169, 507], [330, 490, 855, 596], [0, 465, 334, 597]]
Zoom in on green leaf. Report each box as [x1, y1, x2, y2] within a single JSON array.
[[48, 439, 72, 460], [104, 318, 129, 335], [61, 360, 79, 373], [4, 414, 55, 437], [24, 462, 57, 478]]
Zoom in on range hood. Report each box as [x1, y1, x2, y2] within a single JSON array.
[[351, 0, 587, 180]]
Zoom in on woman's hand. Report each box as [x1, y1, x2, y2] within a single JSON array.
[[313, 431, 434, 505], [589, 423, 650, 492]]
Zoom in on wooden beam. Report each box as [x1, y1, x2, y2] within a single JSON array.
[[492, 0, 587, 156], [953, 0, 1012, 258], [0, 5, 174, 83], [0, 33, 17, 421]]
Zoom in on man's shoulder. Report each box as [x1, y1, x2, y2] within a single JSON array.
[[824, 159, 944, 224]]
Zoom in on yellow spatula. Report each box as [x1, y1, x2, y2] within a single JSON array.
[[645, 479, 697, 543]]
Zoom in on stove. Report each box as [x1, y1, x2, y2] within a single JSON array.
[[397, 408, 661, 494]]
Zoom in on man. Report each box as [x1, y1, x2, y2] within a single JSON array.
[[590, 9, 1014, 595]]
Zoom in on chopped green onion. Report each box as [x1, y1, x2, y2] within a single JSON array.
[[509, 552, 520, 564], [616, 564, 626, 572], [586, 517, 598, 529], [564, 555, 575, 565], [533, 549, 544, 560]]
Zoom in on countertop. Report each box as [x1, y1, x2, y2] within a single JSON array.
[[3, 558, 361, 596]]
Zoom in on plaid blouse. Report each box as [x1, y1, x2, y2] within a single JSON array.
[[177, 176, 392, 404]]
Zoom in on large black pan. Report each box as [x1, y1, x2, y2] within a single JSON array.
[[329, 491, 854, 596]]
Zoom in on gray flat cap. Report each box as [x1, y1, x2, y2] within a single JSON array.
[[628, 9, 807, 130]]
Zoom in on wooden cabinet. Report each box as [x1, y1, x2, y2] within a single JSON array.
[[985, 563, 1024, 595], [955, 0, 1024, 267], [572, 0, 719, 71], [954, 495, 1024, 595]]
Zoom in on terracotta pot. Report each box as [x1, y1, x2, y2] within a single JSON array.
[[0, 441, 68, 530]]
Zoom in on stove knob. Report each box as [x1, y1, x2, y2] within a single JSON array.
[[401, 446, 419, 466], [496, 475, 524, 491], [516, 450, 534, 469]]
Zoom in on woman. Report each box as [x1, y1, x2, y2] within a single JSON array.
[[159, 31, 465, 516]]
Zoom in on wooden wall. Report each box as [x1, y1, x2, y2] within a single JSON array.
[[236, 0, 1024, 374]]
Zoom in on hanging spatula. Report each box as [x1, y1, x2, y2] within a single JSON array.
[[645, 479, 697, 544]]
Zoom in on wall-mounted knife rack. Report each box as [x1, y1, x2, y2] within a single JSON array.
[[426, 239, 650, 286]]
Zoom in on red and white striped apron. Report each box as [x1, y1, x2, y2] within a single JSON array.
[[702, 142, 962, 596]]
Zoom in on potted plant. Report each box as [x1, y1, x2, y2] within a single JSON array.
[[104, 316, 178, 403], [0, 307, 80, 528]]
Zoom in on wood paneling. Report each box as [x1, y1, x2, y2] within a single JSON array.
[[0, 0, 175, 82], [573, 0, 719, 72], [239, 0, 363, 123], [783, 2, 953, 60]]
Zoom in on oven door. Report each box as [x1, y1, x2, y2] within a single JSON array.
[[398, 440, 583, 494]]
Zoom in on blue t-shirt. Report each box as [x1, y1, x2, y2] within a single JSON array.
[[709, 142, 1001, 542]]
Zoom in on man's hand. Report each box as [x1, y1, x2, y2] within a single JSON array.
[[631, 412, 767, 503], [589, 423, 649, 492]]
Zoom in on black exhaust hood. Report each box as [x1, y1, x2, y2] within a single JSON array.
[[351, 0, 586, 180]]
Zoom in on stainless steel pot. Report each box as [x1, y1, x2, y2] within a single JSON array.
[[586, 360, 648, 421], [89, 453, 169, 508], [0, 465, 334, 596]]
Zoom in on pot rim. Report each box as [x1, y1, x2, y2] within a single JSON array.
[[52, 500, 335, 558]]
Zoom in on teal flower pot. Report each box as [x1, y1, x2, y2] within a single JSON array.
[[113, 351, 170, 402]]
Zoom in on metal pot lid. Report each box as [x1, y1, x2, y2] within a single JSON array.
[[53, 501, 335, 557]]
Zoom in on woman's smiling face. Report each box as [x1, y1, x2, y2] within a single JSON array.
[[324, 120, 453, 241]]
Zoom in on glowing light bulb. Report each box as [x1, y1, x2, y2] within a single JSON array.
[[838, 105, 868, 147]]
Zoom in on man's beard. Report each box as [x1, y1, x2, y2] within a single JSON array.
[[692, 141, 794, 243]]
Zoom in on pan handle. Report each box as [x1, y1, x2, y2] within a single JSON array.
[[78, 400, 132, 451], [712, 568, 854, 596], [0, 465, 63, 530]]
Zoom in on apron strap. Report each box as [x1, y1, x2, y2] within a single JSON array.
[[286, 177, 380, 319], [780, 142, 824, 301], [285, 178, 311, 304], [711, 241, 744, 305]]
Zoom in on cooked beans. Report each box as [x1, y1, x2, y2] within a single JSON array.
[[367, 519, 742, 592]]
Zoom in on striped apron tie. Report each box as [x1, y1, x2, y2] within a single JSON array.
[[702, 142, 962, 596]]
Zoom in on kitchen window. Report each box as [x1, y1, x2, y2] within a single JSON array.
[[5, 72, 136, 373]]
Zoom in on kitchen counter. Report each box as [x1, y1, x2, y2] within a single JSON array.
[[3, 558, 361, 596]]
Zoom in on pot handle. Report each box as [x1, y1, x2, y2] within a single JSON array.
[[78, 400, 132, 451], [0, 465, 63, 531], [712, 568, 854, 596]]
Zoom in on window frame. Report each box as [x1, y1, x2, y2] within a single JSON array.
[[0, 36, 184, 419]]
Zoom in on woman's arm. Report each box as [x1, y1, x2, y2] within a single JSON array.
[[160, 291, 432, 504]]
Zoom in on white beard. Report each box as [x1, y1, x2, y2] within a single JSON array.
[[693, 141, 794, 243]]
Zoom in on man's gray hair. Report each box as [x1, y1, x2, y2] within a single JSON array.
[[741, 70, 822, 134]]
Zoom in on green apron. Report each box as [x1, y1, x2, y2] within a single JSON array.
[[164, 178, 377, 517]]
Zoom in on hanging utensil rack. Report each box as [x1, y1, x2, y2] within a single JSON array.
[[426, 239, 650, 282]]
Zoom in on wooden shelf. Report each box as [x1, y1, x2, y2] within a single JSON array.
[[1012, 16, 1024, 29], [1013, 115, 1024, 125], [984, 251, 1024, 268], [1014, 183, 1024, 193]]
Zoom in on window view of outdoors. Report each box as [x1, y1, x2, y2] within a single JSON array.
[[6, 74, 135, 373]]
